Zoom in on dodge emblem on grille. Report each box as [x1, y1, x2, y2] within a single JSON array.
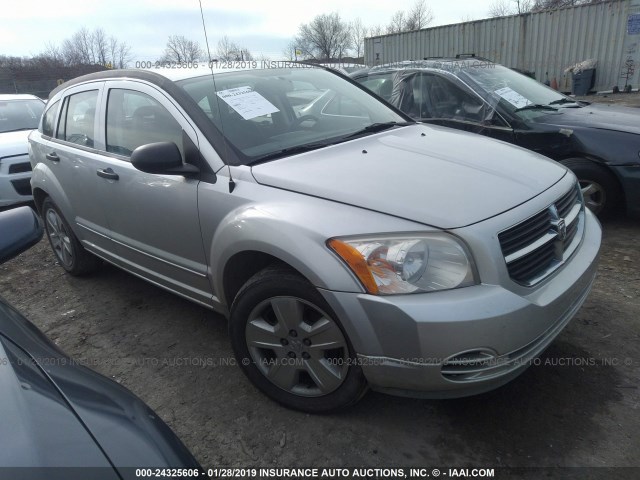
[[555, 218, 567, 241]]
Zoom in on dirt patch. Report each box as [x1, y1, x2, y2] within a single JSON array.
[[0, 213, 638, 473]]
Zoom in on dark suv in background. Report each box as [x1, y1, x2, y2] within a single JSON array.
[[352, 59, 640, 218]]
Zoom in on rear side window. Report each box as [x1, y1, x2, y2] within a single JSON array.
[[105, 89, 183, 158], [41, 100, 60, 137], [56, 90, 98, 147]]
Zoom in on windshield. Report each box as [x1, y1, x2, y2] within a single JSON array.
[[0, 99, 45, 133], [455, 65, 572, 116], [177, 67, 406, 164]]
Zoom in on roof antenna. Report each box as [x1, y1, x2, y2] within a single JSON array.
[[198, 0, 236, 193]]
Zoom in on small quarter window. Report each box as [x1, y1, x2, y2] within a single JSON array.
[[41, 100, 60, 137]]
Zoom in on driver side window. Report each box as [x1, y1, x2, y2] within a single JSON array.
[[106, 89, 183, 159], [419, 74, 487, 123]]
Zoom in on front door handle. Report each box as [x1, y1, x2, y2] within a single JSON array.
[[46, 152, 60, 162], [96, 168, 119, 180]]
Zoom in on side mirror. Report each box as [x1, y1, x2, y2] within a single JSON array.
[[0, 206, 43, 264], [131, 142, 199, 176]]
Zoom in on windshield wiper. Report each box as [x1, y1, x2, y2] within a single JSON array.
[[249, 142, 332, 164], [548, 98, 582, 107], [342, 121, 414, 140], [514, 104, 558, 113], [548, 98, 575, 105]]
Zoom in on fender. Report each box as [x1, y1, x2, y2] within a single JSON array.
[[30, 161, 75, 225], [209, 202, 365, 307]]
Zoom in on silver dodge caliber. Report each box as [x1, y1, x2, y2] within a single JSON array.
[[29, 65, 601, 412]]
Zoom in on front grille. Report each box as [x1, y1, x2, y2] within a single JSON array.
[[498, 183, 584, 286], [8, 162, 32, 174]]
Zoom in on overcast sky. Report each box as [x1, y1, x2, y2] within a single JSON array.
[[2, 0, 497, 61]]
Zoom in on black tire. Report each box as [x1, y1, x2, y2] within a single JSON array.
[[561, 158, 621, 218], [42, 197, 100, 275], [229, 265, 368, 412]]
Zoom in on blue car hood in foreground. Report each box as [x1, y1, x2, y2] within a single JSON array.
[[252, 124, 567, 229], [0, 297, 201, 479]]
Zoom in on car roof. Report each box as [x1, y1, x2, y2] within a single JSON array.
[[48, 62, 332, 99], [0, 94, 43, 101], [364, 57, 496, 75]]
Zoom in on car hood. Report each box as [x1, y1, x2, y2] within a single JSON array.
[[251, 124, 566, 229], [0, 129, 32, 155], [533, 103, 640, 135]]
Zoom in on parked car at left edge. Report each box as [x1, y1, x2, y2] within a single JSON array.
[[0, 94, 45, 207], [0, 206, 203, 479]]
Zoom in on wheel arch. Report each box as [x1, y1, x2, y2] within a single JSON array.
[[558, 155, 626, 202], [222, 251, 301, 310], [32, 187, 48, 215]]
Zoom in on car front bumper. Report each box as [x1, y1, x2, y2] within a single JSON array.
[[320, 208, 601, 399]]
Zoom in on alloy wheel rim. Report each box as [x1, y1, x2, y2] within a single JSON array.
[[245, 296, 349, 397], [46, 208, 74, 268], [580, 180, 606, 214]]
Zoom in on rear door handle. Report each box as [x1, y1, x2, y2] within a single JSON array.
[[96, 168, 119, 181], [45, 152, 59, 162]]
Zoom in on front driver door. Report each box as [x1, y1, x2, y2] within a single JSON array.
[[94, 81, 212, 307], [413, 73, 516, 143]]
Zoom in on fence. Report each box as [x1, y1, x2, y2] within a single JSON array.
[[365, 0, 640, 93]]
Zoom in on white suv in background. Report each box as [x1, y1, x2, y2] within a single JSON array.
[[0, 94, 45, 207]]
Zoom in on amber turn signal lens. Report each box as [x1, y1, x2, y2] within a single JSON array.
[[327, 239, 379, 295]]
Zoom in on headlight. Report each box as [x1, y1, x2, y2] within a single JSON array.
[[328, 234, 478, 295]]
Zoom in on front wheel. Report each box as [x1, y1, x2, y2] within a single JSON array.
[[561, 158, 621, 217], [229, 265, 367, 412], [42, 197, 100, 275]]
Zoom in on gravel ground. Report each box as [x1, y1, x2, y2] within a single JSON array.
[[1, 213, 638, 478]]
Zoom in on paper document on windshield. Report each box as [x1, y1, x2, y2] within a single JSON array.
[[216, 86, 280, 120], [494, 87, 532, 109]]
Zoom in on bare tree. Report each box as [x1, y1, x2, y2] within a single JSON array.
[[39, 43, 65, 67], [489, 0, 513, 17], [295, 12, 352, 60], [369, 24, 385, 37], [116, 42, 132, 69], [387, 0, 434, 34], [489, 0, 599, 16], [41, 27, 131, 68], [93, 28, 109, 66], [109, 36, 120, 68], [386, 11, 406, 34], [282, 41, 299, 61], [404, 0, 434, 31], [489, 0, 534, 16], [349, 18, 368, 58], [216, 35, 253, 61], [160, 35, 203, 63]]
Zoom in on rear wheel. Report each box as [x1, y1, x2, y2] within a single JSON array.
[[229, 265, 368, 412], [561, 158, 621, 217], [42, 197, 100, 275]]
